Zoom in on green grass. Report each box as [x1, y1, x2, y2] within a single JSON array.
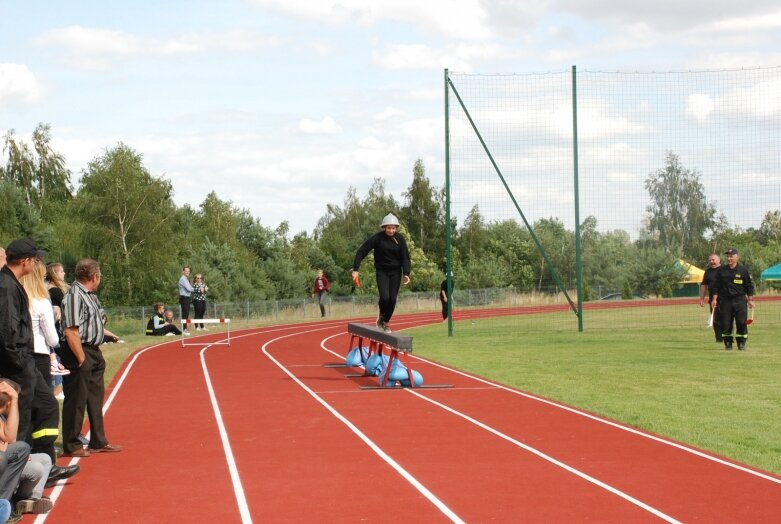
[[407, 305, 781, 475], [99, 304, 781, 475]]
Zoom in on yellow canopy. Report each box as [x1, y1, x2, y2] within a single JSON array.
[[678, 259, 705, 284]]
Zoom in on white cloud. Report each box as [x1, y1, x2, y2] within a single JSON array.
[[0, 64, 46, 106], [373, 41, 518, 71], [249, 0, 492, 39], [33, 26, 282, 71], [686, 94, 715, 122], [298, 116, 343, 134]]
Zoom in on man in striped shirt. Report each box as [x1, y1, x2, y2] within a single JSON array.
[[61, 259, 123, 457]]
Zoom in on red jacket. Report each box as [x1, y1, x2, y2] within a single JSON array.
[[312, 276, 330, 294]]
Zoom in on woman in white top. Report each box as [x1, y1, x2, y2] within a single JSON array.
[[20, 260, 65, 382]]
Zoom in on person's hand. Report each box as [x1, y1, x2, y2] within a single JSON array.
[[748, 298, 755, 309], [699, 298, 706, 307], [311, 293, 315, 299], [351, 271, 360, 288], [403, 275, 411, 286], [53, 305, 62, 321], [0, 441, 8, 452], [0, 381, 18, 402]]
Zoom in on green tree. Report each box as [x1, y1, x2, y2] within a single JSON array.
[[401, 159, 445, 264], [643, 152, 717, 257], [73, 143, 177, 305]]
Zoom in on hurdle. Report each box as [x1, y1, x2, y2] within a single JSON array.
[[180, 318, 231, 346], [344, 323, 452, 389]]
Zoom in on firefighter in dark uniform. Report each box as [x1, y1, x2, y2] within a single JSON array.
[[711, 248, 755, 351], [699, 253, 723, 343]]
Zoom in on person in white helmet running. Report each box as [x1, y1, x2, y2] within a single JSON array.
[[351, 213, 411, 332]]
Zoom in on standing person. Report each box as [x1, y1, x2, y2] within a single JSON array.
[[178, 266, 194, 335], [0, 239, 51, 449], [711, 248, 755, 351], [311, 269, 330, 318], [45, 263, 70, 396], [351, 213, 411, 333], [18, 260, 64, 464], [699, 254, 723, 343], [60, 259, 123, 456], [192, 273, 209, 331], [439, 277, 453, 321]]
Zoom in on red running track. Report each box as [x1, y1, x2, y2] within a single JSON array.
[[40, 310, 781, 523]]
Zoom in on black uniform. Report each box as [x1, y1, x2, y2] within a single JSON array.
[[352, 231, 411, 326], [713, 263, 754, 350], [700, 265, 723, 342]]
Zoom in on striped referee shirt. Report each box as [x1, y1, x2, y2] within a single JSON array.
[[62, 280, 105, 347]]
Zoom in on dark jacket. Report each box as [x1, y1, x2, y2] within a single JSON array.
[[352, 231, 411, 275], [0, 266, 33, 372], [713, 263, 754, 298]]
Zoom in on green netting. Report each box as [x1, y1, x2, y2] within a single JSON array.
[[445, 67, 781, 331]]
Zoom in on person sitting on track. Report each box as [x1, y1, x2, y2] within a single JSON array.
[[145, 303, 183, 336]]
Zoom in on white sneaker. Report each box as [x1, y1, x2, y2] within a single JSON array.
[[202, 327, 209, 331], [196, 327, 202, 331], [183, 331, 192, 336], [165, 332, 175, 336]]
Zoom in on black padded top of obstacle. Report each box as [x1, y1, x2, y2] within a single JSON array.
[[347, 323, 413, 352]]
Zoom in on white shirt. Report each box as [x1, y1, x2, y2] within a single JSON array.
[[30, 297, 59, 355]]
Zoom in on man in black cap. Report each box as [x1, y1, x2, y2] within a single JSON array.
[[0, 239, 78, 490], [711, 248, 755, 351], [0, 238, 49, 441]]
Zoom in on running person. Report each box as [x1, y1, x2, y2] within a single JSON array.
[[351, 213, 411, 332]]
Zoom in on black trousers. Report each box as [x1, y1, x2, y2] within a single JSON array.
[[376, 268, 402, 324], [180, 295, 191, 330], [719, 295, 748, 344], [32, 353, 60, 462], [62, 345, 108, 453], [3, 358, 58, 460], [193, 299, 206, 328]]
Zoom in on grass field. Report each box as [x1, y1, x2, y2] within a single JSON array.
[[408, 302, 781, 475], [97, 301, 781, 476]]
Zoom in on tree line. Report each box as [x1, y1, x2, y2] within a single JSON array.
[[2, 125, 779, 308]]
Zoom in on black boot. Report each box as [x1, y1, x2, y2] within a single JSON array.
[[724, 340, 733, 351], [738, 341, 746, 351]]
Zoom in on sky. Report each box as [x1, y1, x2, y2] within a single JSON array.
[[1, 0, 781, 236]]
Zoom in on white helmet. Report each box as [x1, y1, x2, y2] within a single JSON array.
[[380, 213, 400, 228]]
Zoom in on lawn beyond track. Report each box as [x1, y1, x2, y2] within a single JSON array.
[[40, 311, 781, 522]]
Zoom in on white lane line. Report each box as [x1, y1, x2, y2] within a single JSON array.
[[262, 326, 466, 524], [318, 331, 679, 523], [408, 389, 681, 523], [200, 345, 253, 524], [345, 318, 781, 486]]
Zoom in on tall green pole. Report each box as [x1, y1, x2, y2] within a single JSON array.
[[444, 69, 453, 336], [572, 65, 584, 332]]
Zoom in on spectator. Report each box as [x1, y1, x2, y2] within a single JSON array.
[[145, 304, 182, 336], [311, 269, 330, 318], [0, 379, 30, 504], [351, 213, 412, 333], [439, 277, 453, 321], [45, 263, 70, 395], [60, 259, 123, 456], [0, 239, 53, 450], [17, 260, 65, 463], [711, 248, 755, 351], [192, 274, 209, 331], [699, 253, 723, 343], [178, 266, 194, 334], [0, 380, 52, 517]]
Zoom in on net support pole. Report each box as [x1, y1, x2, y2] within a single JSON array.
[[572, 65, 584, 332]]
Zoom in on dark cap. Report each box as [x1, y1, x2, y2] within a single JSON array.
[[724, 248, 738, 255], [5, 238, 47, 261]]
